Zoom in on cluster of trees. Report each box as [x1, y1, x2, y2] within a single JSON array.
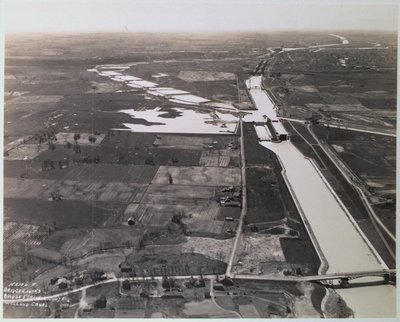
[[171, 213, 183, 225], [33, 130, 59, 152], [34, 129, 57, 144], [269, 72, 282, 78], [107, 130, 124, 136], [122, 280, 131, 290], [185, 275, 205, 288], [145, 155, 155, 165], [36, 131, 100, 154], [95, 294, 107, 308], [72, 154, 101, 164], [42, 159, 68, 171], [41, 154, 101, 171], [161, 275, 176, 290], [171, 212, 186, 234]]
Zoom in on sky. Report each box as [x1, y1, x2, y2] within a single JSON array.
[[3, 0, 399, 33]]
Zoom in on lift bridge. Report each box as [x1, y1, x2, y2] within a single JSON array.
[[303, 269, 396, 288], [233, 269, 396, 289]]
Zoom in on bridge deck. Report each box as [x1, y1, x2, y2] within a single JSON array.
[[234, 269, 396, 282]]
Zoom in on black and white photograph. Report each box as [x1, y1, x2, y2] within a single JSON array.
[[1, 0, 398, 318]]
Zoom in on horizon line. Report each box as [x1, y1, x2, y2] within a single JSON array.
[[5, 28, 398, 35]]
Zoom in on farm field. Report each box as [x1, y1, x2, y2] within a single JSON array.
[[263, 41, 396, 134], [152, 166, 241, 186], [3, 30, 397, 318], [3, 104, 242, 304], [235, 124, 321, 276]]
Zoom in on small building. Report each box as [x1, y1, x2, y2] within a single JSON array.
[[50, 277, 59, 285], [161, 291, 184, 299], [219, 277, 234, 286], [82, 305, 93, 312], [220, 199, 241, 208], [88, 270, 107, 282], [127, 217, 136, 226], [272, 121, 289, 141], [213, 283, 225, 291], [60, 303, 70, 310], [195, 278, 205, 288]]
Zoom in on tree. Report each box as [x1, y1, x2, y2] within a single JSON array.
[[95, 295, 107, 308], [216, 250, 224, 262], [138, 236, 145, 249], [42, 159, 49, 171], [250, 225, 258, 232], [88, 135, 97, 143], [171, 213, 183, 225], [145, 155, 155, 165], [161, 275, 170, 289], [73, 133, 81, 141], [73, 143, 81, 154], [122, 280, 131, 290], [168, 278, 175, 289], [167, 173, 173, 184]]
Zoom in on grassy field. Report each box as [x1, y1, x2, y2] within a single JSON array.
[[152, 166, 241, 186], [125, 253, 226, 276], [241, 123, 321, 275], [4, 198, 122, 228]]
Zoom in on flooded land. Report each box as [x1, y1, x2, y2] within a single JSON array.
[[3, 31, 396, 318]]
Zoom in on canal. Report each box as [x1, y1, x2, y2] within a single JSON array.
[[245, 76, 396, 317]]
